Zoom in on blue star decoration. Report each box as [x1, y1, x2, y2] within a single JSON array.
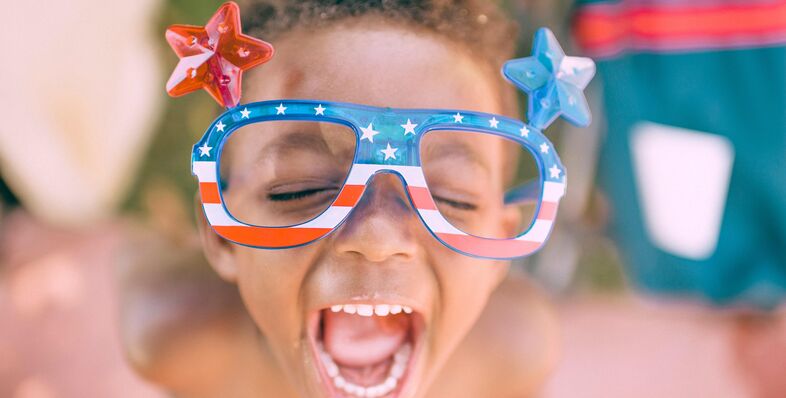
[[503, 28, 596, 130]]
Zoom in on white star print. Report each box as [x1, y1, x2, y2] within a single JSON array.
[[215, 121, 225, 132], [198, 142, 212, 157], [360, 123, 380, 143], [489, 117, 499, 128], [401, 119, 418, 135], [276, 103, 287, 115], [540, 143, 550, 154], [549, 165, 562, 179], [240, 107, 251, 119], [381, 143, 398, 160], [520, 125, 529, 137], [314, 104, 326, 116], [453, 113, 464, 123]]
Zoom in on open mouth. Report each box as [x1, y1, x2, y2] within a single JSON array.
[[307, 303, 425, 398]]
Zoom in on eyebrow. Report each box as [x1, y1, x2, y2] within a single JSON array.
[[421, 140, 490, 173], [258, 130, 332, 160]]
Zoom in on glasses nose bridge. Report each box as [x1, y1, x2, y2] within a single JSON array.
[[362, 167, 411, 201], [347, 164, 429, 213]]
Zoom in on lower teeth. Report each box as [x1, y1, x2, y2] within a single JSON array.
[[317, 341, 411, 398]]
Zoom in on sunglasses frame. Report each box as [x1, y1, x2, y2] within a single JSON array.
[[192, 99, 566, 260]]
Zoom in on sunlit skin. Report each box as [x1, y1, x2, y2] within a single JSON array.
[[199, 21, 557, 398]]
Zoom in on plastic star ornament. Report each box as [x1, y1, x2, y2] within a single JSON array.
[[503, 28, 595, 130], [165, 2, 274, 108]]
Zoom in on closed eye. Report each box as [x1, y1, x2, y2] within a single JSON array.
[[433, 195, 477, 211], [268, 188, 337, 202]]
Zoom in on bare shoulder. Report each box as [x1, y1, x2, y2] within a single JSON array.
[[426, 271, 560, 398], [115, 233, 249, 391]]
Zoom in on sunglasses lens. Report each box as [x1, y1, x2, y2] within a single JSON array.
[[420, 130, 542, 239], [219, 120, 356, 227]]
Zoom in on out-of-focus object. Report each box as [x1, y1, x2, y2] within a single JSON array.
[[631, 122, 735, 260], [573, 0, 786, 308], [165, 1, 274, 109], [0, 211, 163, 397], [542, 296, 751, 398], [732, 308, 786, 398], [0, 0, 162, 227]]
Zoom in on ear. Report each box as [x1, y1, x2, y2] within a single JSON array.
[[195, 194, 238, 282]]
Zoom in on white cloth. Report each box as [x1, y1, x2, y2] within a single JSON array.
[[0, 0, 162, 226]]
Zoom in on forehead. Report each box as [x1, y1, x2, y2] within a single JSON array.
[[243, 23, 503, 112], [234, 24, 510, 180]]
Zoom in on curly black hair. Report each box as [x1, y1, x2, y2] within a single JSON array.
[[240, 0, 518, 90]]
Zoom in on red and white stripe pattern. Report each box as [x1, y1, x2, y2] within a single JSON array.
[[422, 178, 565, 259], [194, 161, 564, 258], [195, 160, 338, 247]]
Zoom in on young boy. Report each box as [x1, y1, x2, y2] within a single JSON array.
[[123, 1, 560, 397]]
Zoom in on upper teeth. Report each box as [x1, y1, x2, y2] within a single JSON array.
[[330, 304, 413, 317]]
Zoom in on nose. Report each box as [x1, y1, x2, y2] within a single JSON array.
[[330, 172, 420, 262]]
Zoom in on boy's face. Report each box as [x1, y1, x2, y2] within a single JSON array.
[[200, 24, 517, 398]]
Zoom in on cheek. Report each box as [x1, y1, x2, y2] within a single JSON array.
[[429, 250, 508, 354], [233, 247, 314, 342], [437, 257, 506, 320], [475, 204, 511, 236]]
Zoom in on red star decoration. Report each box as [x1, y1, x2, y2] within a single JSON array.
[[165, 2, 274, 108]]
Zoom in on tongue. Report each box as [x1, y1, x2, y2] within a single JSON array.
[[322, 310, 410, 367]]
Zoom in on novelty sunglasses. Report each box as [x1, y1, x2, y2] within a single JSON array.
[[167, 2, 596, 260]]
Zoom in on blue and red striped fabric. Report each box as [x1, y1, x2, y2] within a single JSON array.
[[575, 0, 786, 57]]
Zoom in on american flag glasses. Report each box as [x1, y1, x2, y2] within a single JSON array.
[[193, 100, 566, 259]]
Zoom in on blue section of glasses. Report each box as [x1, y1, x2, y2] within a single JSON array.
[[192, 99, 566, 203]]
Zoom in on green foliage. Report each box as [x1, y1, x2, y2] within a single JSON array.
[[122, 0, 222, 219]]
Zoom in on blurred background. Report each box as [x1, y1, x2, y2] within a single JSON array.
[[1, 0, 784, 397]]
